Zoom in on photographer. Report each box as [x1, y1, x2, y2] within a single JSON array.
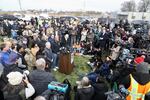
[[2, 71, 35, 100]]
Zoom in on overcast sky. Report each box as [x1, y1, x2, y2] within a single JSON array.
[[0, 0, 140, 11]]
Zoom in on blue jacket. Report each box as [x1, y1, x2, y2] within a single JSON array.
[[0, 51, 10, 66], [96, 63, 110, 77], [9, 50, 19, 65]]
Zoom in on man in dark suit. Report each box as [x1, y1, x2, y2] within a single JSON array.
[[61, 32, 71, 48], [3, 20, 11, 36], [99, 27, 109, 51]]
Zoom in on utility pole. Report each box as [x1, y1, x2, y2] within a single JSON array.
[[82, 0, 86, 16], [18, 0, 22, 11], [84, 0, 86, 12]]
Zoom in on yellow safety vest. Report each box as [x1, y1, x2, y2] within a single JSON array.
[[126, 74, 150, 100]]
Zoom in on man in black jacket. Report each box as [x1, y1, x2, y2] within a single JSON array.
[[29, 58, 55, 98], [92, 77, 108, 100], [3, 20, 11, 36], [61, 33, 71, 48], [75, 77, 94, 100]]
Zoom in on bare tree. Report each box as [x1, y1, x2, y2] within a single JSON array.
[[138, 0, 150, 12], [121, 0, 136, 12]]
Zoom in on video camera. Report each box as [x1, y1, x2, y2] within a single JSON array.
[[48, 81, 68, 93]]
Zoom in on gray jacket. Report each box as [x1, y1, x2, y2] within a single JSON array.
[[29, 69, 55, 97]]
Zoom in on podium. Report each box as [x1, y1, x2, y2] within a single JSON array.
[[59, 53, 74, 75]]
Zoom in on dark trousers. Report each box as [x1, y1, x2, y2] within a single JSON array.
[[0, 90, 4, 100], [71, 35, 76, 46], [76, 35, 81, 43]]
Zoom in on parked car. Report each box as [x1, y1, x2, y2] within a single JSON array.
[[1, 14, 19, 21]]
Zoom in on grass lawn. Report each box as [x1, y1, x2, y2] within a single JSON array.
[[0, 36, 3, 43], [52, 55, 92, 86], [52, 55, 92, 100]]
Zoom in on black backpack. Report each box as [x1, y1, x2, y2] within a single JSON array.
[[63, 79, 71, 100]]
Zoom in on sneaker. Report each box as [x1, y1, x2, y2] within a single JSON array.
[[53, 68, 57, 71], [80, 53, 83, 56], [87, 62, 90, 64], [76, 81, 81, 85]]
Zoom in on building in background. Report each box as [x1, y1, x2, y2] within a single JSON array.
[[117, 12, 150, 22]]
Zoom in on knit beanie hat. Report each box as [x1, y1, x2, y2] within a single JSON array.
[[7, 71, 23, 85], [136, 62, 149, 74]]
